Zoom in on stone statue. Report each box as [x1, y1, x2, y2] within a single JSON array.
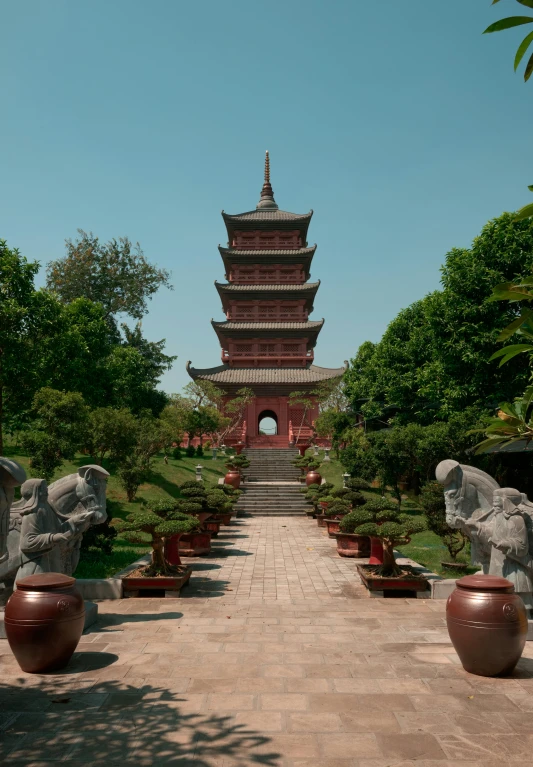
[[435, 459, 499, 573], [472, 488, 533, 613], [15, 478, 95, 583], [0, 463, 109, 585], [0, 458, 26, 565], [436, 460, 533, 614]]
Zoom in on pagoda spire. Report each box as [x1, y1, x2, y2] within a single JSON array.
[[257, 150, 279, 210]]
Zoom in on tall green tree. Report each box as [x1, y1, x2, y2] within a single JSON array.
[[0, 240, 42, 452], [46, 230, 172, 322], [345, 213, 533, 424], [22, 388, 89, 481]]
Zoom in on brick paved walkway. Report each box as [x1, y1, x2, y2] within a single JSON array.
[[2, 517, 533, 766]]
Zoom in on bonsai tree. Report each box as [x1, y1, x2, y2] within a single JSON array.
[[185, 445, 196, 457], [323, 499, 351, 517], [420, 481, 466, 564], [225, 454, 250, 473], [343, 490, 367, 508], [340, 498, 425, 577], [113, 498, 200, 575], [292, 455, 321, 472]]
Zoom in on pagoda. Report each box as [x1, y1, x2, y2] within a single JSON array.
[[187, 152, 346, 447]]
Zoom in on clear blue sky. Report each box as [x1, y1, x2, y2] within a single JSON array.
[[1, 0, 530, 394]]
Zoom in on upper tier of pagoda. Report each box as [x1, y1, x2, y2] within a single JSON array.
[[187, 151, 344, 392]]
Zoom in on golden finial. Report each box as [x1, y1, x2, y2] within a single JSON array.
[[265, 150, 270, 183]]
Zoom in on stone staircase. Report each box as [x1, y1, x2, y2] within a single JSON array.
[[235, 449, 309, 517]]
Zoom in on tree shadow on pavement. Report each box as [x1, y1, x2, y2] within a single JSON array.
[[0, 676, 281, 766]]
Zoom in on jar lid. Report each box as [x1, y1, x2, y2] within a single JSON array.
[[16, 572, 76, 591], [456, 574, 514, 592]]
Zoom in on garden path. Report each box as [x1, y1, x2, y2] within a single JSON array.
[[1, 517, 533, 766]]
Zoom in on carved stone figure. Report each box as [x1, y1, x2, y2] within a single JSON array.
[[435, 460, 499, 573], [474, 488, 533, 613], [15, 478, 94, 583], [0, 464, 109, 585], [0, 458, 26, 565]]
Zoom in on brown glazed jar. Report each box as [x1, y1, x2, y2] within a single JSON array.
[[5, 573, 85, 674], [446, 574, 527, 677], [306, 470, 322, 487], [224, 470, 241, 489]]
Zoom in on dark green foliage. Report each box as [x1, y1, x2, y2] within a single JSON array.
[[343, 490, 366, 507], [323, 499, 351, 517], [420, 481, 466, 562], [172, 446, 182, 460], [195, 445, 204, 457], [80, 518, 118, 556], [22, 388, 89, 481], [344, 214, 533, 424], [225, 454, 250, 471], [46, 229, 172, 321], [185, 445, 196, 458], [346, 477, 370, 491], [339, 508, 374, 534]]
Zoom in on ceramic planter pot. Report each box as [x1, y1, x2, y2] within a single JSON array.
[[178, 531, 212, 557], [319, 501, 329, 511], [224, 470, 241, 489], [215, 512, 232, 526], [316, 514, 327, 528], [122, 566, 192, 598], [335, 533, 371, 558], [306, 470, 322, 487], [446, 574, 527, 677], [235, 443, 244, 455], [204, 519, 221, 537], [357, 564, 428, 593], [5, 573, 85, 673], [325, 518, 341, 537]]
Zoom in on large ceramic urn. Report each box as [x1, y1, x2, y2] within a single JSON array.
[[224, 470, 241, 489], [5, 573, 85, 673], [446, 574, 527, 677], [306, 470, 322, 487]]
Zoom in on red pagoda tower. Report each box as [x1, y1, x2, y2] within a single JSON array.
[[187, 152, 346, 447]]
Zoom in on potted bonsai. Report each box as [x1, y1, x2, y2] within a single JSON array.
[[224, 454, 250, 488], [335, 508, 372, 558], [303, 483, 321, 517], [179, 481, 213, 524], [324, 499, 353, 537], [345, 500, 427, 592], [420, 481, 468, 574], [113, 499, 199, 596]]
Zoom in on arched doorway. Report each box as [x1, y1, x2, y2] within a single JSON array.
[[258, 410, 278, 435]]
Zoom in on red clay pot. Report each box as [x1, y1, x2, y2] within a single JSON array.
[[5, 573, 85, 673], [235, 443, 244, 455], [357, 564, 428, 593], [224, 470, 241, 489], [122, 566, 191, 598], [325, 518, 341, 537], [179, 531, 212, 557], [335, 533, 371, 558], [204, 519, 221, 537], [306, 470, 322, 487], [447, 574, 527, 677], [215, 512, 233, 526], [368, 537, 384, 565], [316, 514, 327, 528]]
